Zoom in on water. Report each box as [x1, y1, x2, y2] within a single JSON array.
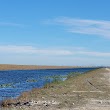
[[0, 68, 96, 100]]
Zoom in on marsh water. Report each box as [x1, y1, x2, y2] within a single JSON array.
[[0, 68, 96, 100]]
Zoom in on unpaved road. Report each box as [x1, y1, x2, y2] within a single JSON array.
[[1, 68, 110, 110]]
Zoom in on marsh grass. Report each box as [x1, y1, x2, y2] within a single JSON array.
[[0, 83, 14, 88], [26, 79, 37, 83], [43, 75, 65, 88], [44, 72, 81, 89], [67, 72, 81, 79]]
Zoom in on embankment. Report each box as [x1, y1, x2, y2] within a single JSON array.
[[1, 68, 110, 110]]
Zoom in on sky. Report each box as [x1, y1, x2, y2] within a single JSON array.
[[0, 0, 110, 66]]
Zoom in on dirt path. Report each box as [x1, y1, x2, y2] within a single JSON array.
[[74, 68, 110, 110], [1, 68, 110, 110]]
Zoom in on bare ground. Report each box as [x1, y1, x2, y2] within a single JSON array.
[[1, 68, 110, 110]]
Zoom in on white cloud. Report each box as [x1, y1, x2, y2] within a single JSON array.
[[0, 45, 72, 55], [47, 17, 110, 38], [0, 45, 110, 57], [78, 51, 110, 57], [0, 22, 25, 27]]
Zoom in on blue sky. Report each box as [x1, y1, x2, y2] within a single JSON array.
[[0, 0, 110, 66]]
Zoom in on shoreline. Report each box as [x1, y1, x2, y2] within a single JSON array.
[[0, 64, 78, 70], [1, 67, 110, 110], [0, 67, 94, 101], [0, 64, 98, 71]]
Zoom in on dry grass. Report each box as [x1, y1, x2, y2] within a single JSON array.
[[0, 64, 77, 70]]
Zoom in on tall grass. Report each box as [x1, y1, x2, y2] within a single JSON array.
[[44, 75, 63, 88], [44, 72, 81, 88], [67, 72, 81, 79]]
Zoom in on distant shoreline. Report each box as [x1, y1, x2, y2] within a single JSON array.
[[0, 64, 97, 71], [0, 64, 79, 70]]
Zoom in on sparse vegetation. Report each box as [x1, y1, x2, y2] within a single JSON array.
[[67, 72, 81, 79], [0, 83, 14, 88], [26, 79, 37, 83]]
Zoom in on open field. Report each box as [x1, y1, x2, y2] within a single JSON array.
[[0, 64, 78, 70], [1, 67, 110, 110]]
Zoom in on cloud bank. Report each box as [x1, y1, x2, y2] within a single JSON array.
[[0, 45, 72, 56], [0, 45, 110, 57]]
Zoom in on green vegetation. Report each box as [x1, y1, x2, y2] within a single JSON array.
[[26, 78, 37, 83], [44, 75, 64, 88], [0, 83, 14, 88], [67, 72, 81, 79], [44, 72, 81, 88]]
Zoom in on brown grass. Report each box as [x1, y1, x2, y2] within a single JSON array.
[[0, 64, 77, 70]]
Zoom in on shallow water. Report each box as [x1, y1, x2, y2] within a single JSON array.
[[0, 68, 96, 100]]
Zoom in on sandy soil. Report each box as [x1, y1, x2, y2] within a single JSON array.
[[1, 68, 110, 110]]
